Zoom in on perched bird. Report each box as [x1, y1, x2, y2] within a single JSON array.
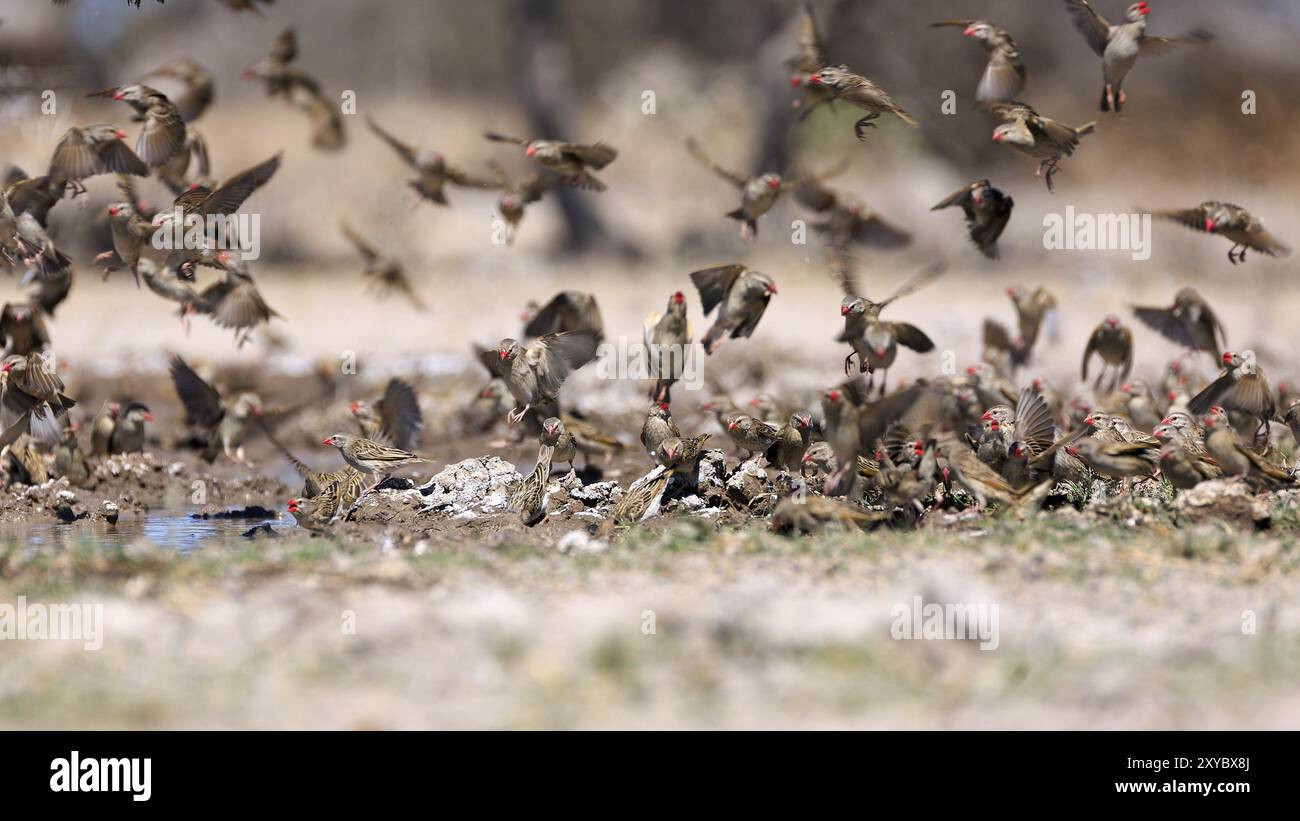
[[930, 179, 1013, 259], [286, 493, 337, 533], [1081, 315, 1133, 392], [488, 161, 550, 244], [91, 401, 121, 456], [322, 433, 427, 480], [53, 422, 93, 487], [562, 414, 625, 468], [609, 465, 672, 525], [483, 131, 617, 191], [340, 222, 427, 311], [484, 330, 602, 424], [800, 65, 918, 140], [1068, 436, 1158, 482], [368, 116, 497, 205], [794, 181, 911, 250], [350, 378, 422, 452], [1063, 0, 1212, 113], [929, 18, 1026, 102], [1131, 287, 1225, 359], [103, 401, 150, 454], [641, 402, 680, 464], [986, 101, 1096, 192], [540, 417, 577, 474], [655, 434, 711, 474], [770, 412, 814, 472], [643, 291, 692, 403], [724, 412, 782, 460], [48, 125, 149, 191], [770, 492, 885, 535], [88, 83, 186, 168], [690, 264, 777, 354], [523, 291, 603, 341], [686, 136, 847, 240], [169, 355, 265, 466], [509, 444, 553, 526], [1146, 202, 1290, 264], [1203, 413, 1293, 489]]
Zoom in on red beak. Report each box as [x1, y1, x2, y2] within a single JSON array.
[[790, 76, 802, 87], [727, 420, 737, 431], [981, 411, 992, 421], [113, 91, 125, 100], [499, 350, 508, 360], [767, 179, 780, 190], [114, 130, 128, 139], [963, 26, 976, 36], [840, 305, 850, 315], [143, 412, 153, 422], [1205, 218, 1215, 231], [525, 146, 537, 157], [1222, 352, 1232, 365], [322, 438, 333, 445], [241, 69, 254, 80], [992, 131, 1003, 142], [808, 75, 821, 85], [767, 284, 778, 295]]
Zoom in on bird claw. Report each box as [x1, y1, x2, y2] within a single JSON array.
[[506, 404, 530, 426]]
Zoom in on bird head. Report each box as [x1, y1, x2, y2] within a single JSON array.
[[913, 440, 925, 457], [801, 451, 813, 464], [1104, 315, 1120, 328], [1065, 445, 1080, 457], [1204, 217, 1216, 232], [498, 339, 520, 361], [825, 389, 842, 405], [1009, 442, 1022, 458], [287, 498, 301, 514], [1129, 2, 1150, 20], [672, 291, 684, 305], [1222, 351, 1236, 367], [807, 72, 823, 86], [794, 413, 811, 430], [350, 400, 362, 414], [761, 174, 781, 191], [1032, 377, 1044, 392], [322, 436, 335, 446]]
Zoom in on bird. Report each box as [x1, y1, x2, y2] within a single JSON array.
[[322, 433, 427, 480], [52, 421, 93, 487], [1188, 352, 1275, 444], [169, 355, 265, 466], [833, 253, 944, 386], [96, 201, 153, 279], [48, 125, 149, 193], [4, 168, 67, 227], [640, 402, 679, 465], [91, 401, 121, 456], [1068, 436, 1158, 482], [243, 29, 345, 150], [350, 378, 422, 452], [986, 101, 1096, 192], [929, 18, 1026, 102], [799, 65, 918, 140], [88, 83, 187, 169], [793, 180, 911, 251], [689, 264, 777, 354], [930, 179, 1013, 259], [141, 58, 214, 123], [1063, 0, 1212, 114], [655, 434, 712, 474], [488, 161, 551, 244], [1131, 287, 1225, 359], [108, 402, 151, 454], [340, 222, 427, 311], [770, 412, 814, 472], [1081, 315, 1133, 392], [540, 417, 577, 474], [509, 443, 554, 526], [1203, 413, 1293, 490], [367, 116, 498, 205], [561, 414, 624, 468], [770, 492, 886, 535], [724, 412, 782, 461], [1146, 202, 1290, 264], [609, 465, 672, 526], [483, 131, 617, 191], [483, 330, 601, 425], [643, 291, 692, 403], [686, 136, 848, 240]]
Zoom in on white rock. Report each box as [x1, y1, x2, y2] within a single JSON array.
[[555, 530, 608, 555], [419, 456, 520, 514]]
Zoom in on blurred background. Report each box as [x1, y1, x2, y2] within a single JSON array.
[[0, 0, 1298, 392]]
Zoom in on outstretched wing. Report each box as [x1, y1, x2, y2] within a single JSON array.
[[685, 138, 747, 188], [377, 377, 422, 452], [891, 322, 935, 353], [169, 355, 225, 428], [340, 221, 381, 263], [689, 263, 745, 315], [880, 261, 947, 310], [531, 329, 602, 397], [366, 116, 419, 169], [1063, 0, 1112, 57]]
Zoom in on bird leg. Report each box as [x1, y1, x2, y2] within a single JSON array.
[[842, 352, 856, 377], [507, 403, 531, 425], [1105, 84, 1115, 113], [1037, 158, 1060, 193], [853, 113, 880, 142], [879, 369, 890, 398]]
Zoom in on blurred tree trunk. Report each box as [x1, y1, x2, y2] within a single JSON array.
[[507, 0, 637, 258]]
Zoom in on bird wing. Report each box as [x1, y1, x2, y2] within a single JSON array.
[[270, 27, 297, 63], [793, 179, 839, 213], [135, 100, 186, 167], [788, 2, 828, 73], [483, 131, 531, 146], [685, 138, 746, 188], [517, 173, 551, 203], [828, 248, 860, 298], [1120, 326, 1134, 380], [1014, 388, 1056, 455], [49, 129, 102, 179], [1063, 0, 1112, 57], [561, 142, 617, 170], [445, 164, 500, 189], [930, 182, 975, 212], [1140, 29, 1214, 55], [530, 329, 601, 397], [1081, 325, 1102, 381], [850, 211, 912, 248], [983, 318, 1013, 353], [1242, 224, 1292, 257], [979, 47, 1027, 102], [198, 152, 282, 216], [475, 344, 510, 381], [891, 322, 936, 353], [377, 377, 422, 451], [340, 222, 384, 265], [95, 138, 150, 177], [689, 263, 745, 316], [366, 116, 419, 169], [1149, 205, 1212, 232], [207, 279, 277, 330], [782, 156, 850, 190], [1132, 304, 1215, 355], [169, 355, 225, 427], [879, 261, 947, 310], [929, 19, 976, 29]]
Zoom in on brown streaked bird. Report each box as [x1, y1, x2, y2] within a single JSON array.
[[286, 493, 336, 533], [561, 413, 624, 468], [930, 179, 1014, 259], [484, 330, 602, 425], [986, 101, 1096, 192], [488, 161, 551, 244], [1132, 287, 1224, 359], [643, 291, 692, 403], [195, 257, 280, 349], [1145, 201, 1290, 264], [540, 416, 577, 474], [53, 421, 92, 487], [1157, 441, 1210, 491], [368, 116, 498, 205], [936, 438, 1026, 508], [524, 291, 603, 342], [262, 424, 366, 509], [641, 402, 680, 464], [1067, 436, 1158, 483], [48, 124, 148, 192], [154, 124, 210, 196], [351, 377, 422, 452], [1188, 352, 1275, 444], [169, 355, 268, 467], [686, 136, 848, 240], [483, 131, 616, 191], [1081, 314, 1133, 392], [107, 401, 151, 454], [4, 169, 66, 228], [88, 83, 186, 168], [771, 412, 814, 472], [340, 222, 427, 311], [725, 412, 782, 460], [690, 264, 777, 354], [142, 58, 214, 123], [95, 201, 152, 280], [609, 465, 672, 526], [929, 18, 1026, 102], [509, 444, 554, 526], [794, 180, 911, 251], [655, 434, 712, 474], [770, 491, 888, 535], [1064, 1, 1212, 114], [1006, 285, 1058, 352], [800, 65, 918, 140], [322, 432, 427, 481], [1203, 413, 1293, 490]]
